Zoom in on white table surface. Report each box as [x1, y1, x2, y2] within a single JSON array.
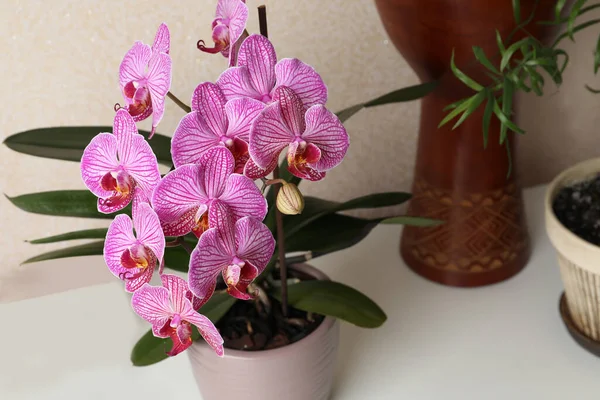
[[2, 184, 600, 400]]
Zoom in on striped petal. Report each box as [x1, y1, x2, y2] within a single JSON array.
[[147, 52, 172, 135], [161, 274, 206, 311], [104, 214, 137, 278], [216, 0, 248, 47], [121, 134, 161, 200], [275, 58, 328, 108], [189, 227, 233, 301], [243, 157, 277, 180], [237, 34, 277, 98], [134, 203, 165, 263], [152, 23, 170, 54], [235, 217, 275, 273], [81, 132, 119, 198], [119, 41, 152, 92], [220, 174, 267, 221], [160, 274, 192, 314], [97, 191, 134, 214], [152, 165, 208, 235], [191, 83, 227, 137], [248, 101, 294, 169], [199, 147, 235, 198], [125, 266, 154, 292], [113, 109, 137, 162], [217, 66, 260, 101], [131, 284, 172, 332], [302, 105, 349, 171], [184, 311, 225, 357], [225, 97, 264, 143], [171, 112, 221, 168], [274, 86, 305, 135]]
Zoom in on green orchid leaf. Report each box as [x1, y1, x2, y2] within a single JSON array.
[[270, 280, 386, 328], [450, 50, 483, 91], [3, 127, 172, 165], [163, 246, 192, 273], [284, 192, 412, 238], [131, 292, 237, 367], [381, 216, 444, 227], [335, 81, 438, 123], [6, 190, 129, 219], [286, 213, 380, 254], [28, 228, 108, 244], [22, 241, 105, 264]]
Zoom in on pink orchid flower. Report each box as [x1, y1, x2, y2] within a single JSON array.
[[119, 23, 172, 138], [249, 86, 349, 181], [216, 34, 328, 178], [189, 211, 275, 301], [81, 109, 161, 213], [170, 82, 263, 174], [103, 203, 165, 292], [152, 146, 267, 238], [197, 0, 248, 61], [132, 274, 224, 357], [217, 34, 327, 108]]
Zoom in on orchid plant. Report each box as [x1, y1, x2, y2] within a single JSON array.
[[5, 1, 440, 365]]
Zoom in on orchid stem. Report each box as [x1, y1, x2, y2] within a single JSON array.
[[272, 167, 289, 317], [257, 4, 287, 316], [258, 5, 268, 38], [167, 91, 192, 113]]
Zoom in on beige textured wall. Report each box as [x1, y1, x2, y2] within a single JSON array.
[[1, 0, 599, 297]]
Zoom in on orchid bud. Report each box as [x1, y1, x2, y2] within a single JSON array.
[[276, 183, 304, 215]]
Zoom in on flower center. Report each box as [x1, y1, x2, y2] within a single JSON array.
[[191, 211, 210, 238], [120, 243, 156, 270], [225, 257, 246, 287], [123, 81, 152, 118], [100, 170, 135, 195], [197, 22, 229, 54]]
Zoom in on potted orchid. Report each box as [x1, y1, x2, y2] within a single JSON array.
[[4, 1, 439, 399]]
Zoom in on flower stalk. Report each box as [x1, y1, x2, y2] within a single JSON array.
[[257, 4, 288, 317], [167, 91, 192, 113]]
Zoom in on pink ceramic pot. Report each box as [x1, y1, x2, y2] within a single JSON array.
[[188, 264, 340, 400]]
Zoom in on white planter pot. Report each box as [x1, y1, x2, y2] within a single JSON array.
[[187, 264, 340, 400], [546, 158, 600, 341]]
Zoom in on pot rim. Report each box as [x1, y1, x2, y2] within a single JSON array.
[[545, 158, 600, 268], [190, 263, 337, 360]]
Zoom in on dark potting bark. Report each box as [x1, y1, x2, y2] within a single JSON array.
[[216, 268, 324, 351], [216, 296, 324, 351], [552, 175, 600, 246], [374, 0, 555, 287]]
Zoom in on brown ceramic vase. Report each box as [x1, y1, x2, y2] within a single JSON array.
[[374, 0, 554, 287]]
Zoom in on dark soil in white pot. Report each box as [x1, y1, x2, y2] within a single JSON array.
[[215, 268, 324, 351], [552, 175, 600, 245]]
